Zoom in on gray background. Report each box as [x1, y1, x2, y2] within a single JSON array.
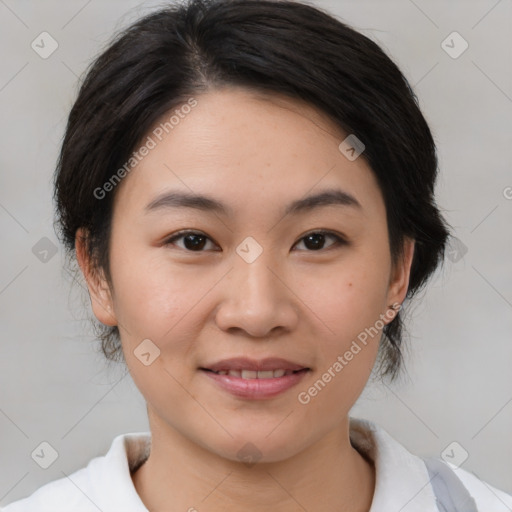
[[1, 0, 511, 506]]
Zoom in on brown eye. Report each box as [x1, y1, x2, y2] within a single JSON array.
[[164, 231, 216, 251], [163, 229, 347, 253], [293, 230, 347, 251]]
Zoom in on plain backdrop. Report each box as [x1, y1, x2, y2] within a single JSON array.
[[1, 0, 511, 506]]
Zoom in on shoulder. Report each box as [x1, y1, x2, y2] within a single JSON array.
[[349, 416, 512, 511], [445, 461, 512, 511], [1, 432, 151, 512]]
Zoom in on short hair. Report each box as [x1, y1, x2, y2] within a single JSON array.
[[54, 0, 451, 382]]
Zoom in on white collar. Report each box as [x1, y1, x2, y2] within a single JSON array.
[[10, 416, 511, 511], [349, 417, 438, 511], [88, 417, 439, 511]]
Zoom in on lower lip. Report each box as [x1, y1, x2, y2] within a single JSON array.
[[201, 369, 309, 399]]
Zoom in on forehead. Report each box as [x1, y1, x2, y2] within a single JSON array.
[[112, 87, 384, 221]]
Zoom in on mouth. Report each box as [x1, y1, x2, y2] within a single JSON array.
[[199, 357, 311, 399], [199, 356, 310, 377], [200, 368, 309, 379], [200, 368, 310, 399]]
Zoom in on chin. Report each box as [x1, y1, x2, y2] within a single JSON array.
[[203, 430, 304, 466]]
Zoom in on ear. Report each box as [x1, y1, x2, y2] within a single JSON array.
[[75, 227, 117, 327], [384, 237, 415, 321]]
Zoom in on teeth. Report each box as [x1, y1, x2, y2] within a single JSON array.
[[215, 369, 299, 379]]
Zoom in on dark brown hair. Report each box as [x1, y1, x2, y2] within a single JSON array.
[[54, 0, 451, 382]]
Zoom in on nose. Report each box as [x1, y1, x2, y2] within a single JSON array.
[[214, 247, 299, 338]]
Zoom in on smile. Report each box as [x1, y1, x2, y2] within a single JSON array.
[[200, 368, 310, 399], [204, 369, 305, 379]]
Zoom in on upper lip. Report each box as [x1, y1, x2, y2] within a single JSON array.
[[201, 357, 309, 373]]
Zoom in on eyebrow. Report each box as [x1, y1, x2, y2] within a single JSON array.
[[144, 188, 362, 217]]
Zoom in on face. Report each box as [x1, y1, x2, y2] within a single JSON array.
[[78, 87, 414, 463]]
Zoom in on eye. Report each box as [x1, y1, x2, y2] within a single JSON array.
[[163, 229, 347, 253], [293, 230, 347, 252], [163, 230, 217, 252]]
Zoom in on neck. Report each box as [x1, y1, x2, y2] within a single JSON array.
[[132, 415, 375, 512]]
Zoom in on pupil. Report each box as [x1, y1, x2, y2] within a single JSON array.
[[184, 234, 206, 250], [305, 233, 324, 250]]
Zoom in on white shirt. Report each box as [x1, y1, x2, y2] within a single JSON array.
[[2, 417, 511, 511]]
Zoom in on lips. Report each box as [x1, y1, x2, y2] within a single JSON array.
[[200, 357, 310, 399], [200, 357, 310, 379], [210, 369, 299, 379]]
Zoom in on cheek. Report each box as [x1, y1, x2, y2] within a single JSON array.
[[298, 257, 390, 344], [108, 245, 221, 359], [107, 244, 182, 339], [109, 252, 203, 398], [296, 270, 386, 412], [293, 260, 390, 407]]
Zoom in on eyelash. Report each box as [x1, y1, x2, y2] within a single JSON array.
[[162, 229, 347, 252]]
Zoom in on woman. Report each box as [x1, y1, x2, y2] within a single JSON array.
[[3, 0, 511, 510]]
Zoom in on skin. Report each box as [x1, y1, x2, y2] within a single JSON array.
[[76, 86, 415, 512]]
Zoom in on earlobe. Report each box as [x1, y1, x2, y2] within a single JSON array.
[[75, 228, 117, 327]]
